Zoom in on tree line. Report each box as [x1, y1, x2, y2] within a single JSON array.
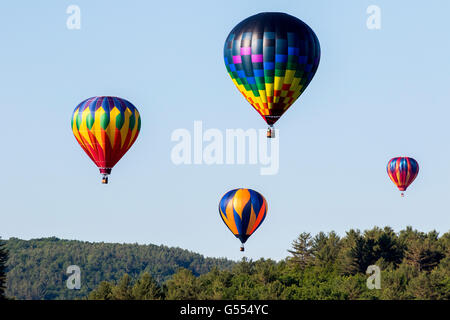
[[87, 226, 449, 300], [0, 238, 7, 300], [2, 237, 233, 300], [1, 226, 449, 300]]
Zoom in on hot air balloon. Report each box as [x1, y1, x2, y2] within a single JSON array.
[[71, 96, 141, 184], [219, 188, 267, 251], [387, 157, 419, 197], [224, 12, 320, 138]]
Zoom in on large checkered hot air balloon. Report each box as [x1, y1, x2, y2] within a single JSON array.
[[387, 157, 419, 197], [224, 12, 320, 138], [219, 188, 267, 251], [71, 96, 141, 184]]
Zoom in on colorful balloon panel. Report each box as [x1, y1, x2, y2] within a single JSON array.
[[219, 188, 267, 244], [387, 157, 419, 191], [71, 96, 141, 176], [224, 12, 320, 125]]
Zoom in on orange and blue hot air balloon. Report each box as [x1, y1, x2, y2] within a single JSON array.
[[71, 96, 141, 184], [219, 188, 267, 251], [224, 12, 320, 138], [387, 157, 419, 197]]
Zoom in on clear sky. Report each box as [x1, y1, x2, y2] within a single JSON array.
[[0, 0, 449, 261]]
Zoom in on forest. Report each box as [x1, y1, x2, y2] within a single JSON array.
[[1, 226, 449, 300], [1, 237, 233, 299]]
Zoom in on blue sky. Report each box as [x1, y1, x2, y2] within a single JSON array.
[[0, 0, 449, 261]]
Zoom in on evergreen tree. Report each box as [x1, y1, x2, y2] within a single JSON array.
[[5, 227, 450, 301], [4, 237, 233, 299], [254, 259, 277, 285], [111, 274, 134, 300], [404, 238, 444, 271], [88, 281, 113, 300], [232, 257, 255, 275], [287, 232, 313, 268], [337, 229, 365, 275], [312, 231, 341, 267], [197, 267, 231, 300], [165, 268, 199, 300], [132, 272, 163, 300], [374, 230, 404, 266], [0, 238, 8, 300]]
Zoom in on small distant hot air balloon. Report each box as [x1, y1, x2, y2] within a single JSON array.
[[387, 157, 419, 197], [219, 188, 267, 251], [224, 12, 321, 138], [71, 96, 141, 184]]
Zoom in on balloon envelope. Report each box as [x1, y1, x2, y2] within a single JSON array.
[[224, 12, 320, 126], [71, 96, 141, 182], [219, 188, 267, 248], [387, 157, 419, 192]]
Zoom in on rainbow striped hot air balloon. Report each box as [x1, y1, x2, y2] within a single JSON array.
[[224, 12, 321, 138], [219, 188, 267, 251], [71, 96, 141, 184], [387, 157, 419, 197]]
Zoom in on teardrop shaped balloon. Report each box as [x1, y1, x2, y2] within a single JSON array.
[[71, 96, 141, 184], [219, 188, 267, 251], [387, 157, 419, 196], [224, 12, 320, 138]]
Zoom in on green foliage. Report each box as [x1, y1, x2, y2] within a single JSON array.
[[88, 226, 449, 300], [88, 272, 164, 300], [287, 232, 313, 268], [0, 238, 8, 300], [87, 281, 113, 300], [132, 272, 164, 300], [4, 237, 234, 300], [337, 227, 406, 275], [4, 226, 450, 300], [165, 268, 200, 300]]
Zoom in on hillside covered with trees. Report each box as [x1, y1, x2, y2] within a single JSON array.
[[1, 226, 449, 300], [0, 238, 7, 300], [3, 237, 234, 299], [88, 226, 449, 300]]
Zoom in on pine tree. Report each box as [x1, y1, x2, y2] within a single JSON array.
[[404, 238, 444, 271], [232, 257, 255, 275], [132, 272, 163, 300], [374, 230, 404, 266], [337, 229, 378, 275], [0, 238, 8, 300], [287, 232, 313, 269], [111, 274, 134, 300], [350, 237, 377, 273], [88, 281, 113, 300], [312, 231, 341, 267], [165, 268, 199, 300], [82, 227, 450, 301]]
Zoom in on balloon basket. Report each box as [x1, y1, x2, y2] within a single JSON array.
[[240, 245, 244, 252], [99, 168, 112, 184], [267, 127, 275, 138], [401, 192, 404, 197]]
